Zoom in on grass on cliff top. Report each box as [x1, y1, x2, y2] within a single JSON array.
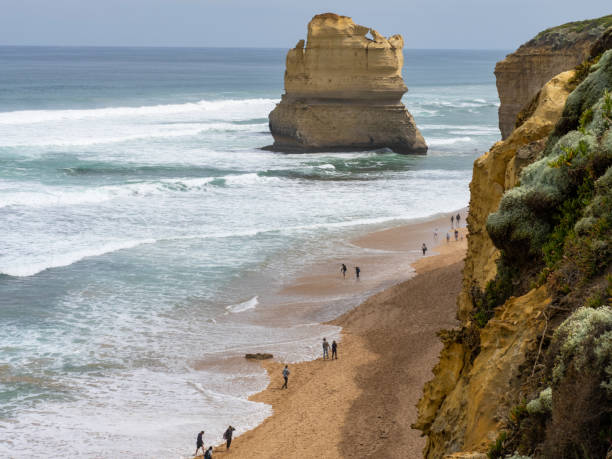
[[534, 14, 612, 40]]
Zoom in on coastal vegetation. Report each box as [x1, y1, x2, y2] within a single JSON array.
[[416, 19, 612, 458], [483, 49, 612, 459]]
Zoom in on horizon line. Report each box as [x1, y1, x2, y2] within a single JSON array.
[[0, 44, 512, 52]]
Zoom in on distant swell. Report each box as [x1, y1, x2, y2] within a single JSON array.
[[427, 136, 473, 146], [0, 98, 278, 125]]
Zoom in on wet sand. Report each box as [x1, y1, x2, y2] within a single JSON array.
[[197, 215, 467, 458]]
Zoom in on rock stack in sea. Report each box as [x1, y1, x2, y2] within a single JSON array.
[[265, 13, 427, 155]]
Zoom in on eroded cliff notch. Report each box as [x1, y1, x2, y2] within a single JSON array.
[[265, 13, 427, 155]]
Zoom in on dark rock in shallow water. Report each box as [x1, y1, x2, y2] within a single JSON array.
[[245, 353, 273, 360]]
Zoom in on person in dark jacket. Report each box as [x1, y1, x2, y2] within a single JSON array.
[[195, 430, 205, 456], [331, 340, 338, 360], [355, 266, 361, 279], [341, 263, 347, 278], [223, 425, 235, 450], [282, 365, 290, 389], [204, 446, 213, 459]]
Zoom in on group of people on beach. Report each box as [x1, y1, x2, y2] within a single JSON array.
[[340, 263, 360, 279], [424, 212, 464, 255], [280, 337, 337, 392], [194, 426, 235, 458]]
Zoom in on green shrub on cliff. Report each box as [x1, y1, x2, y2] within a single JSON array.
[[542, 306, 612, 457], [488, 51, 612, 283]]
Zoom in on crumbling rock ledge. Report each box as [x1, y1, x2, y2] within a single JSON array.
[[265, 13, 427, 155]]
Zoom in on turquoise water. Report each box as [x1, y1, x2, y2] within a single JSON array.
[[0, 47, 506, 457]]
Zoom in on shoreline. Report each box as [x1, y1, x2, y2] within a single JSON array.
[[196, 211, 467, 458]]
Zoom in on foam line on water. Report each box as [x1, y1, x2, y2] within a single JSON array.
[[0, 98, 279, 125], [225, 296, 259, 314], [0, 239, 156, 277]]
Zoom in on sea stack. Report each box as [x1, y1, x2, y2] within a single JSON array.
[[266, 13, 427, 155]]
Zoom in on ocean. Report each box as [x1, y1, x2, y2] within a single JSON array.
[[0, 46, 506, 457]]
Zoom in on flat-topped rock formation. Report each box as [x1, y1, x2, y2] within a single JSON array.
[[266, 13, 427, 155], [495, 15, 612, 139]]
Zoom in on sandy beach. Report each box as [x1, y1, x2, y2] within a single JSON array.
[[192, 212, 467, 459]]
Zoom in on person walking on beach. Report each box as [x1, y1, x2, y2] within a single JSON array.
[[223, 425, 235, 450], [422, 243, 427, 256], [434, 228, 438, 241], [454, 229, 459, 241], [282, 365, 290, 389], [446, 232, 450, 243], [322, 338, 330, 360], [195, 431, 205, 457], [331, 340, 338, 360], [451, 215, 454, 228], [355, 266, 361, 279], [204, 446, 213, 459], [341, 263, 347, 278], [456, 213, 461, 227]]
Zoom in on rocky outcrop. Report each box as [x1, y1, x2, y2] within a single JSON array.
[[495, 15, 612, 139], [266, 13, 427, 154], [416, 287, 551, 457]]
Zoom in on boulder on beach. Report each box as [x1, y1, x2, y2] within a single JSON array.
[[245, 353, 274, 360]]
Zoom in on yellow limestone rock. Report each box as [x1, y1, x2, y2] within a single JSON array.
[[458, 70, 575, 321], [495, 15, 612, 139], [414, 70, 575, 458], [416, 287, 551, 457], [266, 13, 427, 154]]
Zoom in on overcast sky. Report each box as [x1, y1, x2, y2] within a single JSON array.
[[0, 0, 610, 50]]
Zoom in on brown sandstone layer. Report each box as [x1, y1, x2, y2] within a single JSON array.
[[495, 15, 612, 139], [266, 13, 427, 155]]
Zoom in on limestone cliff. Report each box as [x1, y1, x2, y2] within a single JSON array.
[[266, 13, 427, 154], [414, 71, 573, 455], [457, 70, 575, 321], [415, 21, 612, 459], [495, 15, 612, 139]]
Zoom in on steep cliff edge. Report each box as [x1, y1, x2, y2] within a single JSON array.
[[266, 13, 427, 154], [495, 15, 612, 139], [415, 28, 612, 459]]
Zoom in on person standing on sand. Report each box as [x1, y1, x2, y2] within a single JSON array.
[[454, 229, 459, 241], [456, 213, 461, 227], [223, 425, 235, 450], [451, 215, 454, 228], [322, 338, 330, 360], [282, 365, 290, 389], [331, 340, 338, 359], [446, 232, 450, 243], [434, 228, 438, 241], [195, 430, 205, 457], [341, 263, 347, 278], [422, 243, 427, 256], [204, 446, 213, 459], [355, 266, 360, 279]]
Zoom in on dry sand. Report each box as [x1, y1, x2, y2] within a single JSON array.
[[201, 219, 467, 459]]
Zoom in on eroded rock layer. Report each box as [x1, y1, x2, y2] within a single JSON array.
[[266, 13, 427, 154], [495, 15, 612, 139]]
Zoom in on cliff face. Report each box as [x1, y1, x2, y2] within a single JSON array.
[[495, 15, 612, 139], [457, 70, 575, 321], [266, 13, 427, 154], [414, 72, 573, 456], [416, 21, 612, 454]]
